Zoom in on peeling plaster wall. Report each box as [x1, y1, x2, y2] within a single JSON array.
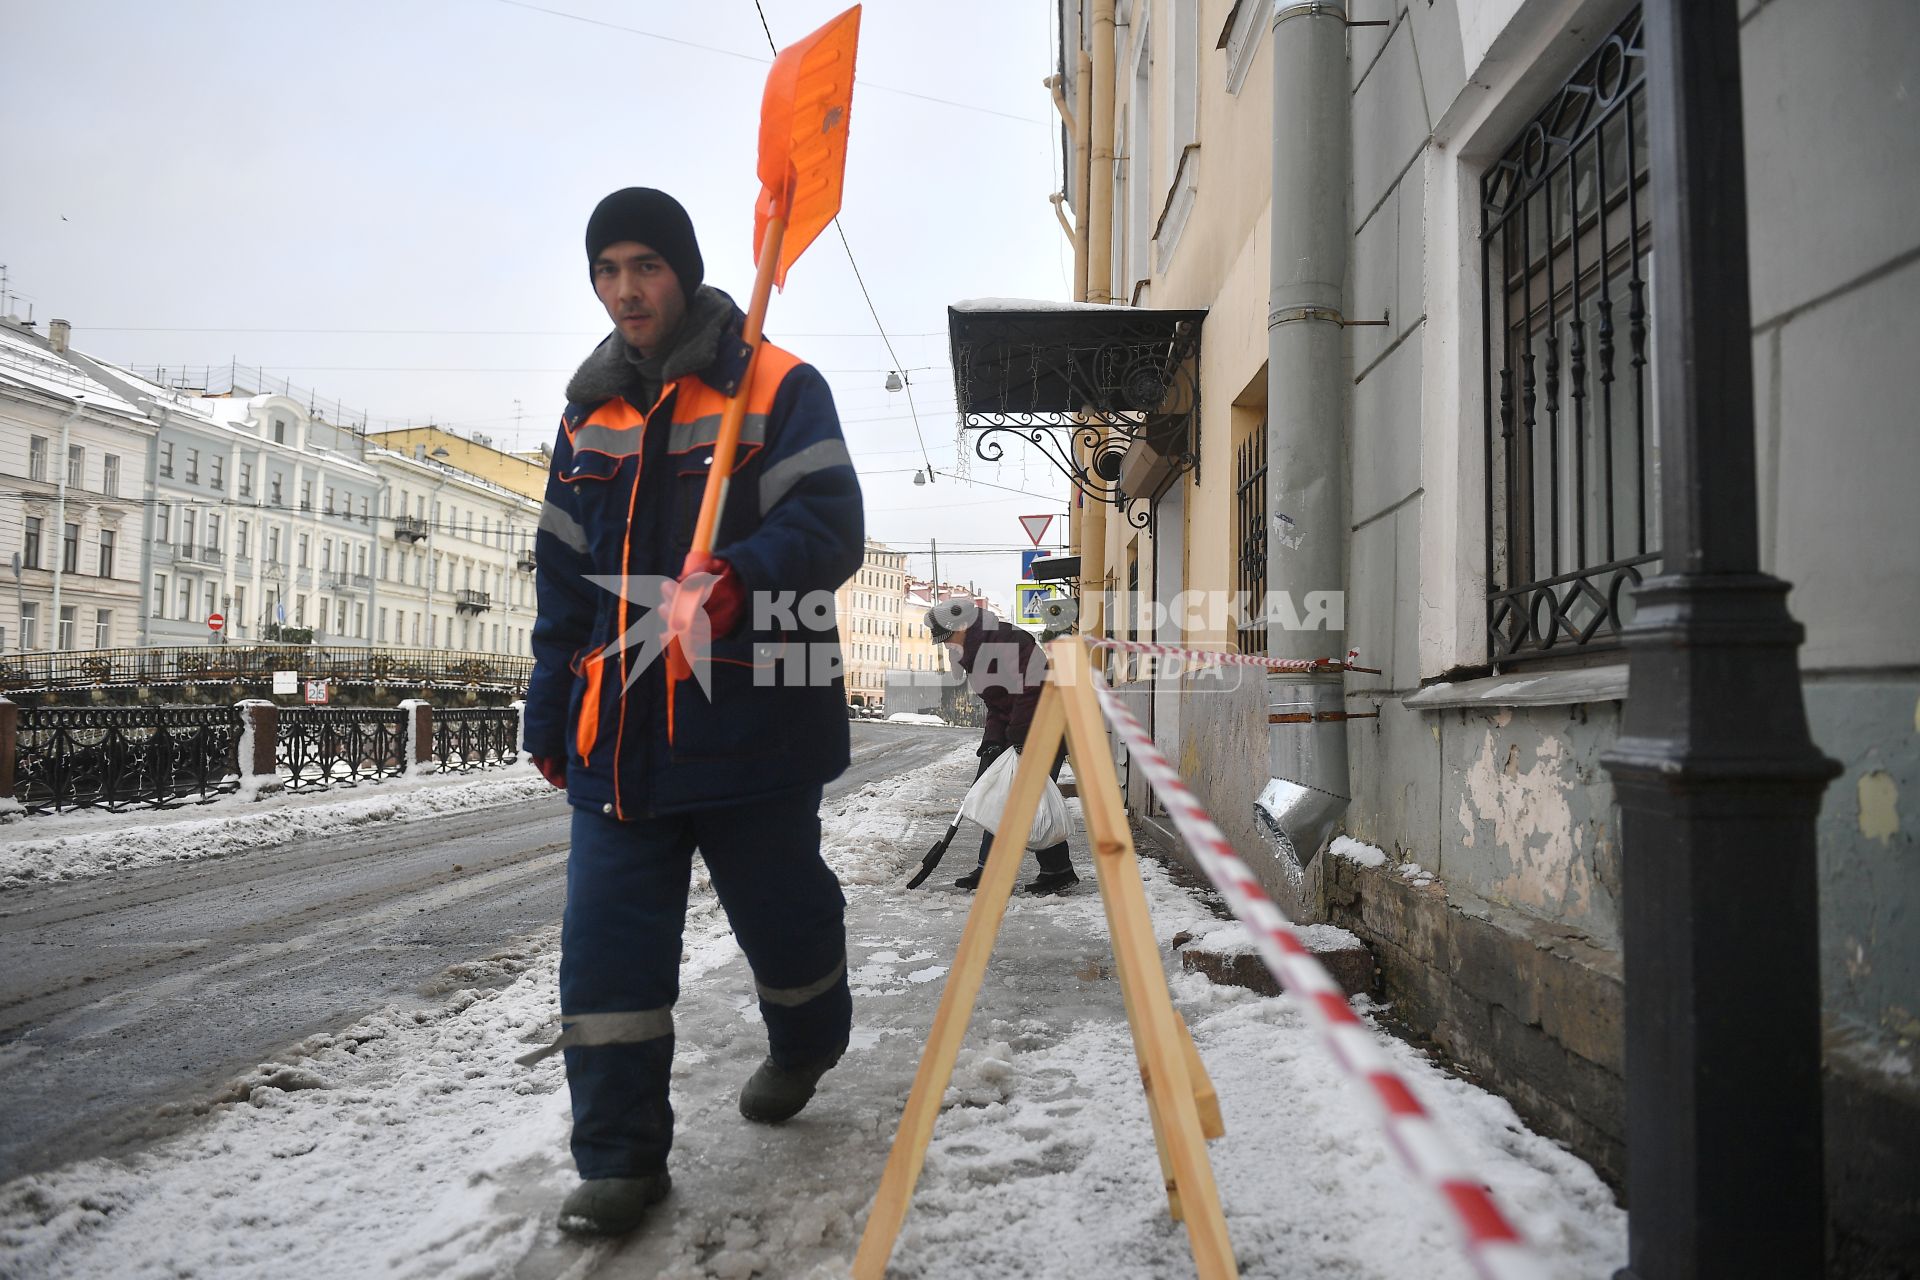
[[1442, 704, 1622, 945], [1807, 678, 1920, 1050], [1343, 698, 1623, 948]]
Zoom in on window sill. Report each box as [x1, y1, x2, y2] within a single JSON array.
[[1153, 145, 1200, 275], [1402, 662, 1628, 710]]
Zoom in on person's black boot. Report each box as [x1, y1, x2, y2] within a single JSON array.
[[952, 865, 984, 891], [739, 1051, 842, 1123], [1023, 868, 1079, 896], [557, 1170, 672, 1235]]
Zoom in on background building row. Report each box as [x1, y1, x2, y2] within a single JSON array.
[[0, 318, 543, 659]]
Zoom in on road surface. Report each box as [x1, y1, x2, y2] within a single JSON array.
[[0, 722, 961, 1179]]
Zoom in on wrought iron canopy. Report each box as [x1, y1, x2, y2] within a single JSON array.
[[947, 301, 1205, 527]]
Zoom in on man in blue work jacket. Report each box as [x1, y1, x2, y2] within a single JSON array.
[[520, 188, 862, 1236]]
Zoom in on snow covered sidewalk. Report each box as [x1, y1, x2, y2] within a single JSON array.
[[0, 745, 1625, 1279]]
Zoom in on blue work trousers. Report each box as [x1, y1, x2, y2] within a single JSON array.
[[559, 787, 851, 1179]]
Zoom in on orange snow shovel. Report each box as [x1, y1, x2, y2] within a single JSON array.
[[664, 5, 862, 698]]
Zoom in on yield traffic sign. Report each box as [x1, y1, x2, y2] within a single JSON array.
[[1018, 514, 1054, 546]]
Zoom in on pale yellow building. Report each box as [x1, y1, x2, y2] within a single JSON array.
[[898, 581, 946, 678], [368, 427, 547, 502], [833, 538, 906, 708]]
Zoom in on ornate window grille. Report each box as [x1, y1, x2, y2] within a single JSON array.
[[1235, 418, 1268, 656], [1126, 552, 1141, 683], [1481, 8, 1659, 665]]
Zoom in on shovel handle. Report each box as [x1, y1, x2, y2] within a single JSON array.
[[683, 215, 788, 574]]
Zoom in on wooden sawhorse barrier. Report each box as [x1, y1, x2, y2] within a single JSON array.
[[853, 639, 1238, 1279]]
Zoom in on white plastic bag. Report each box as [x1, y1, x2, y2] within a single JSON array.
[[959, 748, 1072, 851]]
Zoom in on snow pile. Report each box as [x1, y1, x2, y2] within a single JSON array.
[[1329, 834, 1389, 868], [885, 712, 950, 727], [0, 769, 548, 891]]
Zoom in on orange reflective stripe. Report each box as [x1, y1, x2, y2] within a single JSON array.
[[567, 397, 648, 457], [668, 344, 804, 431], [576, 650, 605, 764]]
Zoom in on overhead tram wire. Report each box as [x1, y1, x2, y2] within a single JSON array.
[[106, 362, 950, 376], [490, 0, 1045, 128], [75, 326, 949, 338]]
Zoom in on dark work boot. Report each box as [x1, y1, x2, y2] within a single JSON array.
[[953, 865, 985, 891], [1023, 868, 1079, 896], [739, 1052, 842, 1124], [557, 1170, 672, 1235], [1024, 844, 1077, 895]]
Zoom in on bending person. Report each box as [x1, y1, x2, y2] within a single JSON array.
[[925, 599, 1078, 896]]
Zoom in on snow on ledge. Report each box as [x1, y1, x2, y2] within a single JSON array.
[[951, 296, 1137, 313], [1329, 835, 1388, 869], [1188, 920, 1364, 957]]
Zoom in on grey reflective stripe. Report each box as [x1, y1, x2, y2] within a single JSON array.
[[757, 439, 854, 515], [514, 1007, 673, 1067], [538, 501, 590, 555], [754, 957, 847, 1008], [571, 423, 643, 457], [669, 413, 769, 454]]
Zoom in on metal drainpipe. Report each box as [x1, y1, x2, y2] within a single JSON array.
[[1255, 0, 1353, 873], [49, 397, 86, 652], [1079, 0, 1116, 642], [138, 405, 164, 647]]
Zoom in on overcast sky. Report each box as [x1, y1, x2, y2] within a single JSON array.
[[1, 0, 1074, 604]]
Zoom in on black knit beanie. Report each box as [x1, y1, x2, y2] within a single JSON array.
[[585, 188, 704, 295]]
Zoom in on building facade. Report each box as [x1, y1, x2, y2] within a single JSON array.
[[367, 426, 547, 503], [898, 580, 948, 678], [1021, 0, 1917, 1265], [1, 320, 541, 660], [141, 394, 383, 646], [0, 319, 154, 654], [834, 538, 907, 708], [367, 445, 541, 655]]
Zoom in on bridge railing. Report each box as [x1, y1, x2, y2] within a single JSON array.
[[0, 645, 533, 695], [0, 698, 526, 814]]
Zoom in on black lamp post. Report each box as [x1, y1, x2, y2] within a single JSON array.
[[1602, 3, 1841, 1276]]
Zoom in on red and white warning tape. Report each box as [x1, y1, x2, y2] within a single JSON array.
[[1088, 636, 1378, 675], [1082, 653, 1545, 1280]]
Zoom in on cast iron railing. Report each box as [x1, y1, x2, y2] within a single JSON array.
[[13, 705, 243, 813], [432, 707, 521, 773], [277, 707, 410, 791], [0, 645, 532, 695], [1481, 7, 1660, 664]]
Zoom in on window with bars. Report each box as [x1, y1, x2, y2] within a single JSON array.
[[1235, 417, 1268, 655], [1127, 549, 1141, 681], [1481, 8, 1659, 665]]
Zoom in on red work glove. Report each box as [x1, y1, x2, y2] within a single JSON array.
[[680, 553, 746, 640], [531, 755, 566, 789]]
